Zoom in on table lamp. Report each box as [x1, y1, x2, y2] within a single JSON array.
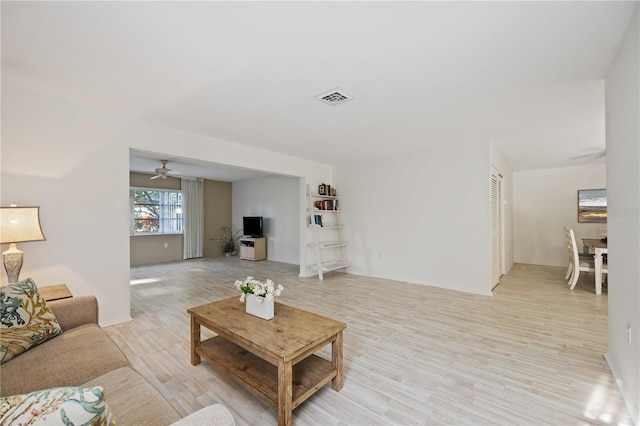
[[0, 205, 46, 283]]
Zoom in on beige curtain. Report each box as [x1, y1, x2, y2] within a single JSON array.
[[182, 177, 204, 259]]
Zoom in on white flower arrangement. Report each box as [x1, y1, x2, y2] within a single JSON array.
[[235, 276, 284, 303]]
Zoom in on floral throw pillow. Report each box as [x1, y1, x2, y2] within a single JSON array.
[[0, 386, 117, 425], [0, 278, 63, 364]]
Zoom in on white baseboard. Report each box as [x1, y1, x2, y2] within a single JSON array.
[[605, 352, 639, 425], [100, 316, 132, 328]]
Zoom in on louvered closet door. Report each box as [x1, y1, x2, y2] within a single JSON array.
[[491, 169, 503, 288]]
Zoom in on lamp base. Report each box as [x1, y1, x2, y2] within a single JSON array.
[[3, 244, 24, 284]]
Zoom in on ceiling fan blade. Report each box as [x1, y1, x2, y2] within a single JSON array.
[[571, 148, 605, 160], [149, 160, 177, 179]]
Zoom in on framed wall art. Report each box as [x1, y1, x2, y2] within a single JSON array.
[[578, 189, 607, 223]]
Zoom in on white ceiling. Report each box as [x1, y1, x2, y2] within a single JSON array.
[[2, 1, 636, 179]]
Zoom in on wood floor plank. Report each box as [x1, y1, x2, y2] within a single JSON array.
[[103, 259, 632, 425]]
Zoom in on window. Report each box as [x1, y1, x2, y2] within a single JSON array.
[[131, 188, 183, 235]]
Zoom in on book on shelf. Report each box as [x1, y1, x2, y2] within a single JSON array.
[[317, 183, 337, 197], [314, 214, 323, 227], [314, 200, 336, 210]]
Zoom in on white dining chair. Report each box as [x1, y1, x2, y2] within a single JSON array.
[[596, 226, 608, 264], [565, 226, 608, 290], [564, 226, 593, 281], [596, 226, 608, 238]]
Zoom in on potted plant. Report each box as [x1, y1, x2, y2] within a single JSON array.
[[235, 276, 284, 320], [213, 226, 242, 256]]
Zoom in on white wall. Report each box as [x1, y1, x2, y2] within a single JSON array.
[[604, 6, 639, 423], [232, 175, 300, 265], [513, 165, 606, 266], [1, 88, 133, 326], [1, 86, 333, 324], [334, 140, 492, 296]]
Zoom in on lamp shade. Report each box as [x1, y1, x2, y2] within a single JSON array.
[[0, 206, 46, 244]]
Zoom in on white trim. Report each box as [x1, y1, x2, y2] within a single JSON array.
[[131, 232, 183, 237], [130, 186, 182, 192], [605, 352, 639, 425], [99, 316, 132, 327]]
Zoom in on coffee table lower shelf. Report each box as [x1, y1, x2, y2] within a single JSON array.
[[197, 336, 337, 409]]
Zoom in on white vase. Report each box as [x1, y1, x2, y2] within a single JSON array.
[[245, 294, 274, 320]]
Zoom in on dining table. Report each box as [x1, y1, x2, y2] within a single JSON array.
[[582, 238, 608, 295]]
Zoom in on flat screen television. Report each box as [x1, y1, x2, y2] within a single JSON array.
[[243, 216, 263, 237]]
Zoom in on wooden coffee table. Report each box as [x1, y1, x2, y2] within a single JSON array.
[[188, 297, 346, 426]]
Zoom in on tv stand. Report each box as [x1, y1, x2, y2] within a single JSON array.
[[239, 237, 266, 261]]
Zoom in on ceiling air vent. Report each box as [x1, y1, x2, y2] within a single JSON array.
[[315, 87, 353, 106]]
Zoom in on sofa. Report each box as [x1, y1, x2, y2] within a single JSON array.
[[0, 282, 234, 425]]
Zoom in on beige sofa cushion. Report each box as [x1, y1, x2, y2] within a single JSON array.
[[171, 404, 235, 426], [0, 323, 128, 396], [83, 366, 181, 426], [48, 295, 99, 331]]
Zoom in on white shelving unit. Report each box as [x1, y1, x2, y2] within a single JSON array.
[[307, 186, 350, 279]]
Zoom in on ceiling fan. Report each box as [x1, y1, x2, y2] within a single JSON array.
[[570, 148, 606, 164], [150, 160, 180, 180]]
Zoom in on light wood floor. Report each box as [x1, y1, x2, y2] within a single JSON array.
[[106, 258, 632, 425]]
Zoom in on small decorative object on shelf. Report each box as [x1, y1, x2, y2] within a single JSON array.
[[235, 276, 284, 320], [318, 183, 327, 195]]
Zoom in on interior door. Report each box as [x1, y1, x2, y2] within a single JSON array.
[[491, 169, 504, 289]]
